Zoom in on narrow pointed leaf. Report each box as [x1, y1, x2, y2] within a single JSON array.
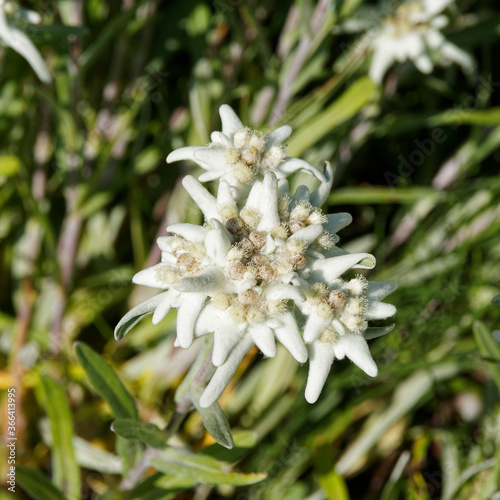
[[473, 320, 500, 392], [112, 418, 167, 449], [190, 386, 234, 449], [288, 77, 377, 157], [175, 336, 214, 403], [39, 375, 81, 499], [116, 436, 143, 478], [75, 342, 138, 419], [16, 466, 65, 500], [151, 447, 267, 486]]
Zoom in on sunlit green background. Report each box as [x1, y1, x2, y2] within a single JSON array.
[[1, 0, 500, 498]]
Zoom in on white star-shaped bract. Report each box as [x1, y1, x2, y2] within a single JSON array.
[[167, 105, 326, 198], [369, 0, 474, 84]]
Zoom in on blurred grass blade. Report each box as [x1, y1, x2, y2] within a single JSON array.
[[34, 88, 78, 151], [188, 59, 213, 145], [335, 362, 461, 475], [175, 336, 214, 403], [116, 436, 143, 478], [473, 320, 500, 392], [75, 342, 138, 419], [79, 6, 137, 72], [438, 432, 461, 500], [380, 451, 411, 500], [328, 187, 442, 205], [288, 76, 376, 157], [190, 386, 234, 449], [16, 466, 66, 500], [40, 375, 81, 499], [0, 155, 21, 177], [449, 15, 500, 47], [380, 111, 500, 135], [29, 25, 89, 37], [112, 418, 167, 449], [152, 447, 267, 486], [433, 109, 500, 127], [73, 437, 123, 474], [247, 346, 299, 420], [127, 473, 194, 499], [319, 469, 350, 500]]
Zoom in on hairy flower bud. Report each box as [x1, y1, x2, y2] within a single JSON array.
[[238, 289, 260, 306], [327, 290, 346, 310], [226, 217, 245, 235], [176, 253, 199, 274], [249, 231, 266, 249]]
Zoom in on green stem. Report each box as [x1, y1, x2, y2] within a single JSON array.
[[120, 341, 215, 490]]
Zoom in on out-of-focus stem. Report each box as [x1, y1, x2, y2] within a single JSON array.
[[270, 0, 332, 125], [52, 0, 84, 351], [120, 348, 215, 491], [276, 4, 299, 60], [6, 103, 51, 458]]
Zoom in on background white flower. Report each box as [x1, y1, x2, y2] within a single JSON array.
[[167, 105, 326, 195], [370, 0, 474, 84], [0, 0, 51, 83]]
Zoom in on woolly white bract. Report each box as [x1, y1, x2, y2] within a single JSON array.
[[0, 0, 51, 83], [116, 105, 396, 407], [370, 0, 473, 84]]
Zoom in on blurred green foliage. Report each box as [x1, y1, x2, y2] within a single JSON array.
[[1, 0, 500, 498]]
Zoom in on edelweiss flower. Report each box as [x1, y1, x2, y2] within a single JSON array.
[[0, 0, 51, 83], [369, 0, 473, 84], [116, 160, 396, 407], [116, 168, 341, 391], [299, 278, 396, 403], [167, 105, 326, 195], [117, 103, 397, 408]]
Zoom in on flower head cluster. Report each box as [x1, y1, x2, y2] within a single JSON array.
[[0, 0, 51, 83], [167, 105, 326, 192], [116, 105, 396, 407], [370, 0, 473, 84]]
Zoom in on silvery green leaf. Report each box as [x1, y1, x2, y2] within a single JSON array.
[[39, 376, 81, 499], [116, 436, 143, 478], [473, 320, 500, 392], [175, 336, 214, 403], [16, 466, 65, 500], [152, 447, 267, 486], [75, 342, 138, 420], [71, 437, 123, 475], [112, 418, 167, 449], [190, 386, 234, 449]]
